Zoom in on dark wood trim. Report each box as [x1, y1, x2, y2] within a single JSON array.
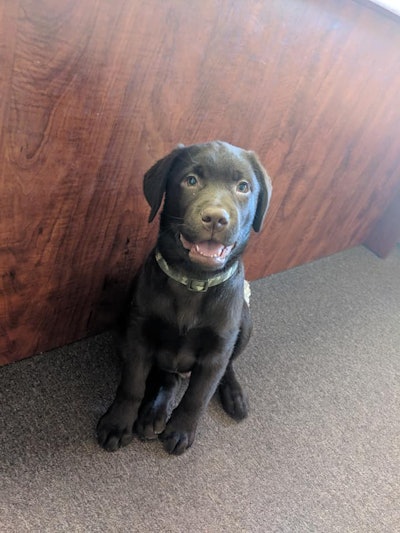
[[364, 189, 400, 258]]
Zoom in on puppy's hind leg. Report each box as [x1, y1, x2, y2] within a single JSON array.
[[218, 301, 252, 421], [135, 370, 182, 440]]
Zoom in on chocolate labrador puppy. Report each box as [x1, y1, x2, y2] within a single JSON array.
[[97, 141, 272, 455]]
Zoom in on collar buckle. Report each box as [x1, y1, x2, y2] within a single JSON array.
[[188, 279, 210, 292], [155, 249, 238, 292]]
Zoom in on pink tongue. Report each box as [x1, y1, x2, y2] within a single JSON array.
[[195, 241, 225, 257]]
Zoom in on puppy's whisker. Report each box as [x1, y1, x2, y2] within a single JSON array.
[[155, 227, 173, 240], [163, 214, 184, 222]]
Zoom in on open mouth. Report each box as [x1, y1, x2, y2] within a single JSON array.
[[180, 234, 235, 268]]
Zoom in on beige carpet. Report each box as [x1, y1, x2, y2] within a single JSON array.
[[1, 245, 399, 532]]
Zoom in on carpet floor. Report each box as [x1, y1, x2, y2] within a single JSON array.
[[1, 245, 399, 532]]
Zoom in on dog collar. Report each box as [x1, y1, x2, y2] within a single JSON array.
[[155, 250, 238, 292]]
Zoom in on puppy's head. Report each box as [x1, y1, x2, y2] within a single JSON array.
[[143, 141, 272, 270]]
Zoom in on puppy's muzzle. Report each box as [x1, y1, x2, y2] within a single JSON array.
[[201, 207, 230, 233]]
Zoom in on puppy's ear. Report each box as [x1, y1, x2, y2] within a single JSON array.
[[246, 151, 272, 232], [143, 145, 184, 223]]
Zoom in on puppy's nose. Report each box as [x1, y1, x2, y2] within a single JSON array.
[[201, 207, 230, 232]]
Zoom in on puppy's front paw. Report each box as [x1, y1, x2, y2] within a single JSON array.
[[160, 419, 197, 455], [97, 401, 136, 452]]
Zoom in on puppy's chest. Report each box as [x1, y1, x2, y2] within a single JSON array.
[[145, 288, 208, 337], [147, 282, 234, 334], [143, 295, 220, 367], [170, 290, 204, 333]]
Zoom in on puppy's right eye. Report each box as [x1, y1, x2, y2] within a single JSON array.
[[184, 175, 199, 187]]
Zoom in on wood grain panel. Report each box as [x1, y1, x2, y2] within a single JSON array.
[[1, 0, 400, 364], [243, 0, 400, 277]]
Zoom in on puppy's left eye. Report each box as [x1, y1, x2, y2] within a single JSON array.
[[236, 181, 250, 193], [185, 175, 199, 187]]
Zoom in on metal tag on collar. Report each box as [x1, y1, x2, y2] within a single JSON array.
[[187, 279, 210, 292]]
